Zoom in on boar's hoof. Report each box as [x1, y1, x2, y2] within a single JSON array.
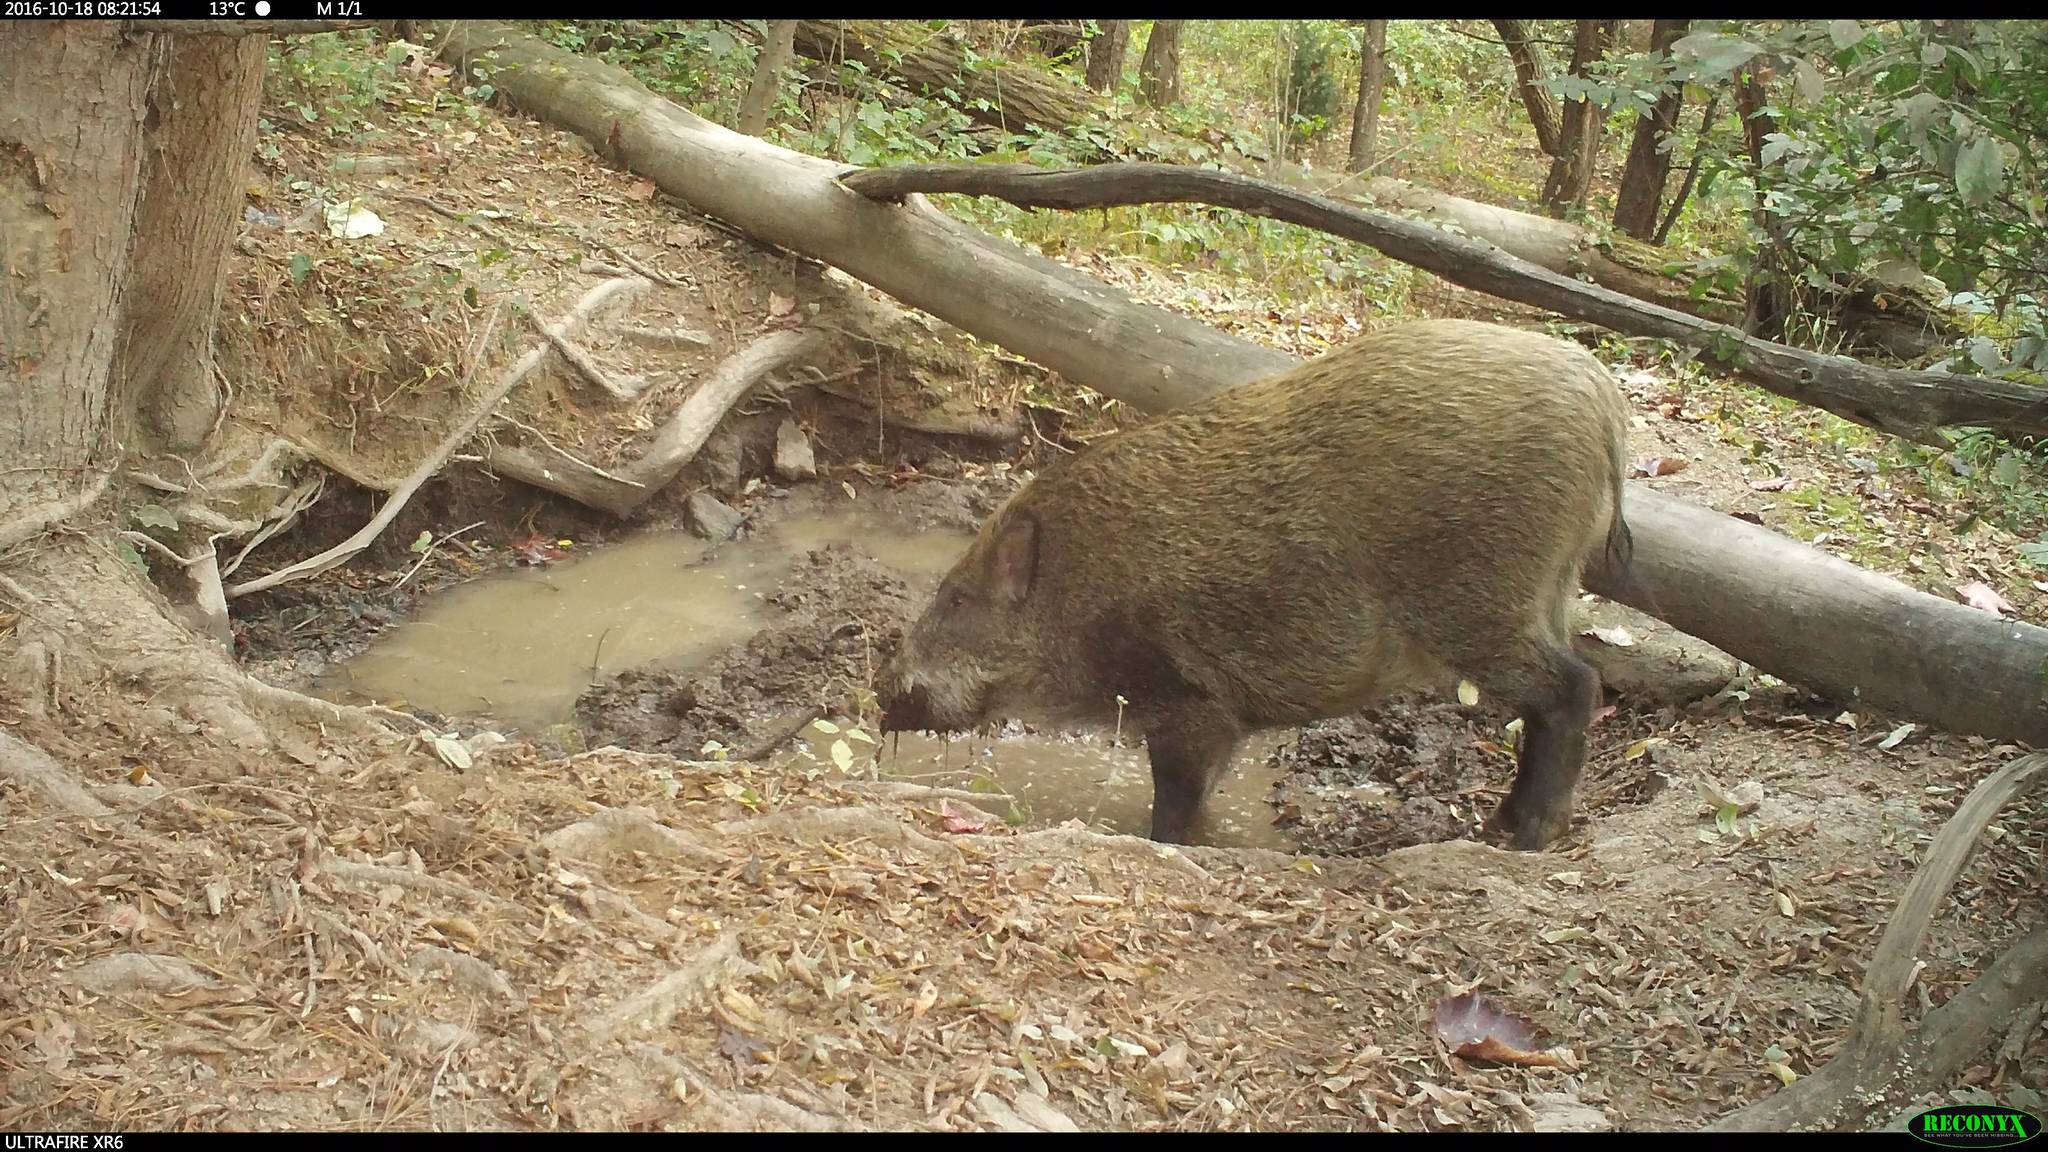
[[1483, 804, 1572, 852]]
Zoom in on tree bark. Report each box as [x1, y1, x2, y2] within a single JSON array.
[[1491, 19, 1561, 157], [1, 24, 156, 529], [736, 19, 796, 137], [1083, 20, 1130, 93], [117, 32, 267, 454], [433, 20, 2048, 749], [1653, 94, 1720, 246], [1541, 19, 1618, 216], [1735, 63, 1789, 337], [789, 20, 1097, 135], [1346, 20, 1389, 174], [1611, 18, 1689, 242], [1137, 20, 1184, 108]]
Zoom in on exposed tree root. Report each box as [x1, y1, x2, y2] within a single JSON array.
[[486, 327, 825, 517], [0, 729, 112, 818]]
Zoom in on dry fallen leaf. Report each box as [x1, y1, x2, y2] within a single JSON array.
[[1582, 624, 1635, 647], [627, 178, 658, 201], [1956, 580, 2015, 616], [1633, 456, 1691, 478], [1432, 993, 1580, 1070], [940, 800, 990, 834], [768, 292, 796, 318], [1749, 476, 1793, 491]]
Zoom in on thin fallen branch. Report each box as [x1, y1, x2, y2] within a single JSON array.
[[528, 312, 648, 401], [1706, 751, 2048, 1131], [838, 162, 2048, 444], [229, 280, 641, 598]]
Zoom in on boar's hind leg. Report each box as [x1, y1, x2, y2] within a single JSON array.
[[1143, 705, 1243, 845], [1482, 640, 1600, 851]]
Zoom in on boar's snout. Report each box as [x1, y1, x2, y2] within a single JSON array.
[[876, 678, 935, 735]]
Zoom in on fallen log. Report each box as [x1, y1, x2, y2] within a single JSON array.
[[790, 20, 1097, 136], [1342, 177, 1953, 359], [434, 20, 2048, 748], [838, 162, 2045, 445]]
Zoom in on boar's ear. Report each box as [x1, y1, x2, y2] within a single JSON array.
[[989, 512, 1039, 604]]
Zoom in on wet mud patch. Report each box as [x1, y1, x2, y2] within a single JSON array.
[[575, 544, 924, 757], [1271, 700, 1514, 855]]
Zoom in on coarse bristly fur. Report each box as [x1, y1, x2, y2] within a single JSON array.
[[878, 318, 1640, 850]]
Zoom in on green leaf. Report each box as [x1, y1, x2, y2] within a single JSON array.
[[288, 252, 313, 285], [1826, 20, 1865, 49], [1954, 136, 2004, 209], [114, 538, 150, 575], [1716, 804, 1740, 836], [132, 504, 179, 531], [409, 529, 434, 554], [1970, 336, 2004, 373], [1672, 32, 1761, 80]]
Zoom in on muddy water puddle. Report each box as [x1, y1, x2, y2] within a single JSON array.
[[326, 500, 1298, 851], [320, 510, 967, 729], [872, 731, 1295, 851]]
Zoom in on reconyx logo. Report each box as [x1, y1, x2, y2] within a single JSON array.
[[1907, 1105, 2042, 1148]]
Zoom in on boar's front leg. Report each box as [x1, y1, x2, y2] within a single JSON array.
[[1142, 703, 1244, 844]]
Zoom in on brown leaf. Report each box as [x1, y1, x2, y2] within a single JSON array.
[[1431, 993, 1576, 1068], [627, 178, 658, 202], [1632, 456, 1690, 478], [939, 800, 990, 834], [717, 1024, 765, 1069], [768, 293, 796, 318], [1956, 580, 2015, 616]]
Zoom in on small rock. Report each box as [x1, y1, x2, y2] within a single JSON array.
[[694, 430, 746, 495], [686, 491, 746, 542], [1526, 1092, 1610, 1133], [773, 418, 817, 482]]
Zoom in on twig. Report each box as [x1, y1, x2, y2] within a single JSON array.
[[394, 520, 487, 590], [526, 311, 648, 400]]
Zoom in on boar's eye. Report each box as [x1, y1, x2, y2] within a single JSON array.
[[945, 588, 969, 611]]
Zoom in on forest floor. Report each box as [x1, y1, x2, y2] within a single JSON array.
[[0, 34, 2041, 1133]]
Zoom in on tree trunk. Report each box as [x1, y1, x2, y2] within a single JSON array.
[[1540, 19, 1618, 216], [1735, 63, 1789, 337], [1653, 93, 1719, 246], [1611, 18, 1689, 242], [1, 24, 155, 527], [1137, 20, 1184, 108], [432, 20, 2048, 750], [736, 19, 796, 137], [789, 20, 1097, 135], [1346, 20, 1389, 174], [116, 32, 267, 455], [1491, 19, 1561, 157], [1083, 20, 1130, 93]]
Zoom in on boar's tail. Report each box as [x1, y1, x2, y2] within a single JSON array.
[[1594, 438, 1660, 616]]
